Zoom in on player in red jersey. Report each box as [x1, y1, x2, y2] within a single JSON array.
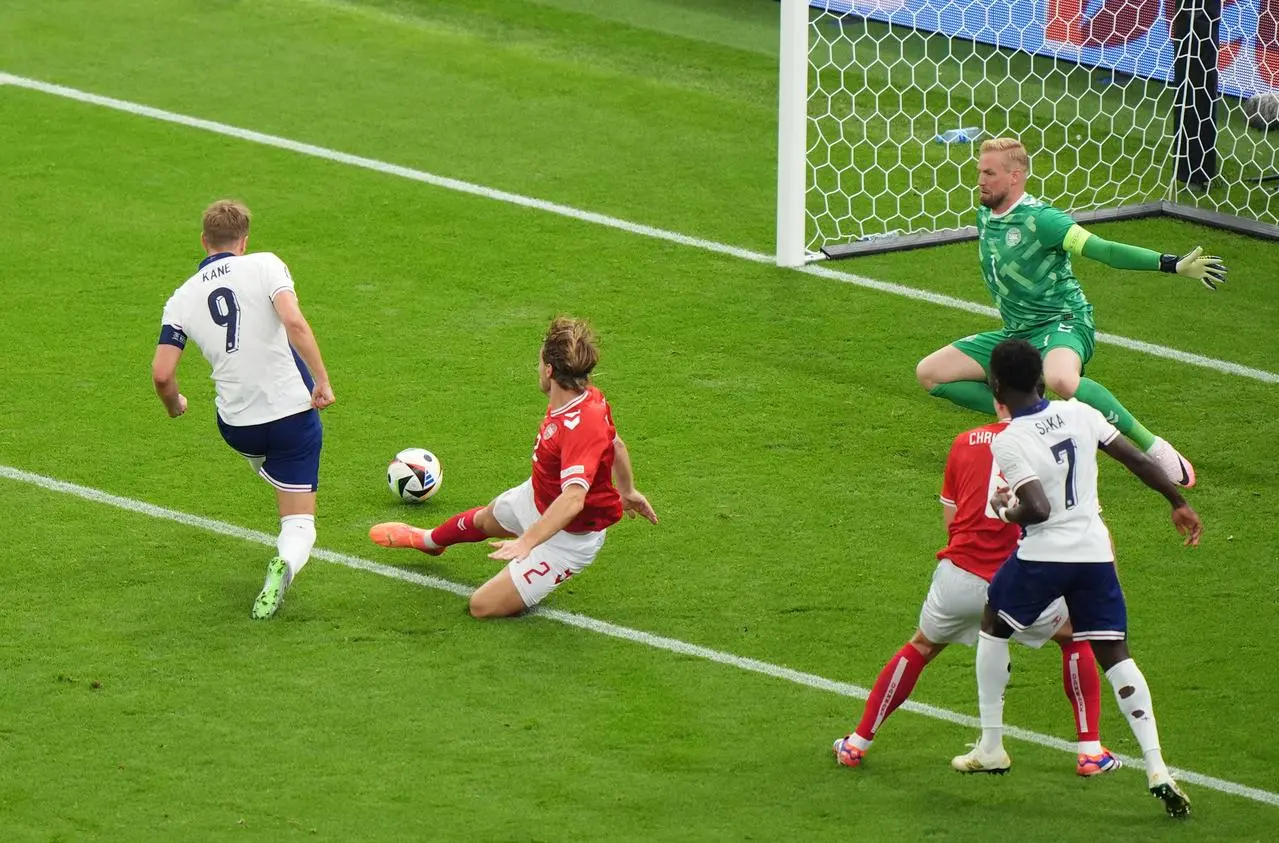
[[832, 419, 1120, 776], [368, 317, 658, 618]]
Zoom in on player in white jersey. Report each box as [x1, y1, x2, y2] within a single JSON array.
[[151, 200, 335, 619], [950, 338, 1202, 818]]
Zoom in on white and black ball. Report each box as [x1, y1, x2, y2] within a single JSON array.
[[1243, 92, 1279, 131], [387, 448, 443, 503]]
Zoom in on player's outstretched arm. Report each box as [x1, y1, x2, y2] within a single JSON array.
[[612, 436, 658, 524], [1100, 436, 1186, 504], [272, 291, 335, 409], [1100, 436, 1203, 545], [151, 344, 187, 418], [1062, 224, 1227, 289]]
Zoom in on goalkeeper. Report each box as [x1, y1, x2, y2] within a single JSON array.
[[916, 137, 1227, 487]]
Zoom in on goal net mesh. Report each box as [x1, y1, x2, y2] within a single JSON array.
[[804, 0, 1279, 255]]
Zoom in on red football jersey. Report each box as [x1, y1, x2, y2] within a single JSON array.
[[531, 385, 623, 533], [937, 421, 1020, 582]]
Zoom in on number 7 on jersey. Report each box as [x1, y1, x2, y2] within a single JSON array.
[[1050, 439, 1078, 510]]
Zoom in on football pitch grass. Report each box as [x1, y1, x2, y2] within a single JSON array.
[[1, 0, 1277, 840]]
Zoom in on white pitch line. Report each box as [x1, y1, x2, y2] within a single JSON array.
[[2, 463, 1277, 809], [1, 71, 1276, 385]]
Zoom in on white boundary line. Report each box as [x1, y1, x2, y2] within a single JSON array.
[[1, 71, 1276, 385], [2, 463, 1276, 809]]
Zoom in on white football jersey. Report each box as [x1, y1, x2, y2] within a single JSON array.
[[990, 399, 1120, 563], [160, 252, 314, 426]]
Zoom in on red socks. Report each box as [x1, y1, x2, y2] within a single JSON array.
[[849, 638, 1101, 751], [852, 644, 929, 744], [1060, 639, 1101, 742], [429, 507, 489, 547]]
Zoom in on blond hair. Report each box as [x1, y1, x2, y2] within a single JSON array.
[[980, 137, 1030, 174], [542, 316, 599, 390], [202, 200, 251, 248]]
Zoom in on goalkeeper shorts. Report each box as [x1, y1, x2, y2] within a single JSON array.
[[952, 317, 1095, 373]]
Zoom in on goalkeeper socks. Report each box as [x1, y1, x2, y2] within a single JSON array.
[[277, 514, 316, 580], [429, 507, 489, 548], [928, 381, 996, 415], [1075, 378, 1157, 450]]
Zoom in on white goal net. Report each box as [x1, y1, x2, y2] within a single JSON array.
[[776, 0, 1279, 263]]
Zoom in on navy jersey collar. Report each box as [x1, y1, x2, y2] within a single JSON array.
[[1011, 398, 1050, 419], [199, 251, 236, 269]]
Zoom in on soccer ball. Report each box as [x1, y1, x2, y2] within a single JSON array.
[[1244, 92, 1279, 131], [387, 448, 443, 503]]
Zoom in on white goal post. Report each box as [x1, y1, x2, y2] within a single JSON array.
[[776, 0, 1279, 266]]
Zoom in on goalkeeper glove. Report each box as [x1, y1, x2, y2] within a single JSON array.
[[1160, 246, 1228, 290]]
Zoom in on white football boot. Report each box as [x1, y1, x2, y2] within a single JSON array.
[[951, 745, 1012, 774]]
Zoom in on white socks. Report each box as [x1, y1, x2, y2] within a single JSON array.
[[277, 514, 316, 582], [1105, 658, 1168, 778], [847, 733, 872, 751], [975, 632, 1012, 754]]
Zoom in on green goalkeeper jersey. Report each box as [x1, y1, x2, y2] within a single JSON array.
[[976, 195, 1093, 333]]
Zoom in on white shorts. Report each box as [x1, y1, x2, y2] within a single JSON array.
[[918, 559, 1067, 648], [491, 479, 606, 608]]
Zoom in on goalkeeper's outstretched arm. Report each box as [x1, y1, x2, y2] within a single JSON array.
[[1061, 224, 1229, 290]]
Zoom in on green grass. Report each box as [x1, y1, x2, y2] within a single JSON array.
[[0, 1, 1277, 840]]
